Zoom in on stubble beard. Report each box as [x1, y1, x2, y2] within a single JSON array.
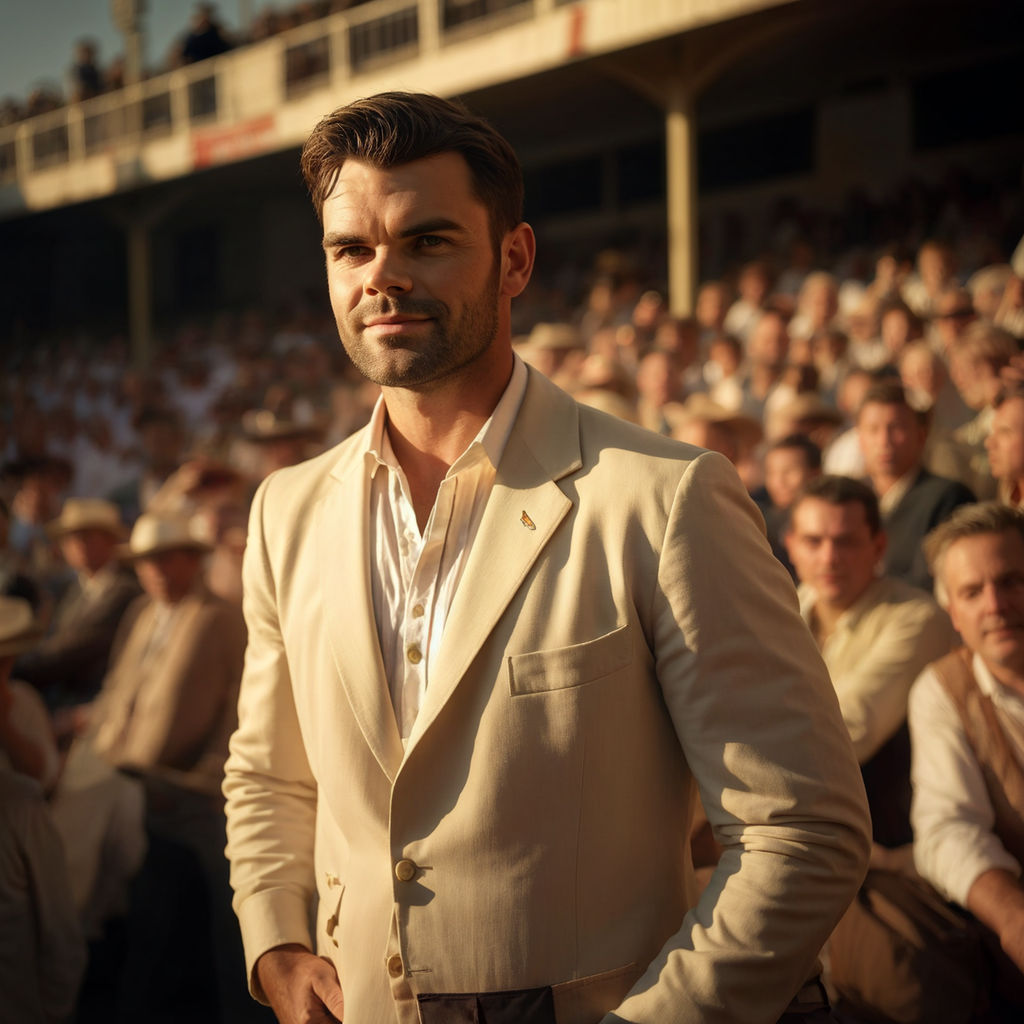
[[338, 269, 501, 391]]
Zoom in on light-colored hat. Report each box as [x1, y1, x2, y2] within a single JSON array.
[[0, 596, 45, 658], [47, 498, 127, 540], [524, 323, 586, 352], [241, 408, 322, 443], [121, 513, 212, 560], [667, 394, 764, 448]]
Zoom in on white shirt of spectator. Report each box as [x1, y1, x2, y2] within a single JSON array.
[[365, 356, 528, 743], [910, 651, 1024, 906]]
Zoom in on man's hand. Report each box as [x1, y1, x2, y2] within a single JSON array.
[[256, 943, 346, 1023], [967, 868, 1024, 973]]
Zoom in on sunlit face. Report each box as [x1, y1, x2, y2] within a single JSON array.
[[857, 401, 926, 483], [135, 549, 203, 604], [321, 152, 529, 392], [941, 531, 1024, 677], [785, 498, 884, 609], [764, 447, 816, 510], [986, 397, 1024, 485]]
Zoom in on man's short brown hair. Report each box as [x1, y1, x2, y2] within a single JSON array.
[[300, 91, 524, 247], [790, 475, 881, 536]]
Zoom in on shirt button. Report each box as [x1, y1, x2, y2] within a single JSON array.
[[411, 603, 425, 618], [395, 858, 417, 882], [387, 953, 404, 977], [406, 645, 422, 665]]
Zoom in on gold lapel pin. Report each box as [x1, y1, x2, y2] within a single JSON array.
[[520, 510, 536, 530]]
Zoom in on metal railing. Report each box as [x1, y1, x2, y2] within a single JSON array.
[[0, 0, 545, 187]]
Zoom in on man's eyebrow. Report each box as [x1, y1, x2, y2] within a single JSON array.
[[322, 219, 467, 250]]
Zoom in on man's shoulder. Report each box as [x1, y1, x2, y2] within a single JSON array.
[[910, 468, 975, 505], [868, 575, 943, 615]]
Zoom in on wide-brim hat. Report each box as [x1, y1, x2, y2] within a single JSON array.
[[666, 394, 764, 448], [119, 513, 212, 561], [47, 497, 127, 540], [523, 322, 586, 352], [0, 596, 45, 658], [241, 408, 323, 443]]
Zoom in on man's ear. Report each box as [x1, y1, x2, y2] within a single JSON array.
[[500, 222, 536, 299]]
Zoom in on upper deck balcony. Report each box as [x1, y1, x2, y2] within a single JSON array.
[[0, 0, 789, 220]]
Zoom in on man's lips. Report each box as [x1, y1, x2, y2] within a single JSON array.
[[362, 316, 433, 337]]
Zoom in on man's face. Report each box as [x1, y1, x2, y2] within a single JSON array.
[[986, 397, 1024, 484], [942, 531, 1024, 676], [60, 528, 118, 575], [135, 549, 202, 604], [857, 401, 925, 483], [322, 152, 520, 391], [749, 313, 789, 369], [785, 498, 884, 609], [764, 448, 815, 510]]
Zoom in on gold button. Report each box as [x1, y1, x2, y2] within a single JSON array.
[[394, 858, 417, 882], [411, 603, 425, 618], [406, 645, 422, 664], [387, 953, 404, 977]]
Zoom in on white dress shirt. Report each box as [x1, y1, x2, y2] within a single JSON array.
[[909, 652, 1024, 906], [364, 357, 528, 741]]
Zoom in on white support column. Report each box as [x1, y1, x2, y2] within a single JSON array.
[[665, 75, 697, 316], [419, 0, 441, 54]]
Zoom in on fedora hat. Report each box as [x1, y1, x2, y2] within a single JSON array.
[[0, 596, 45, 658], [47, 498, 127, 540], [241, 408, 323, 444], [121, 513, 212, 561]]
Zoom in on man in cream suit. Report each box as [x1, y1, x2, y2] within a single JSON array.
[[224, 92, 871, 1024]]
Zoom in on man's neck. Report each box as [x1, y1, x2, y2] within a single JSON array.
[[810, 595, 857, 645], [381, 347, 514, 530]]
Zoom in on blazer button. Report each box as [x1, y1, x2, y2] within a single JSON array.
[[387, 953, 404, 977], [406, 645, 422, 665], [394, 858, 417, 882]]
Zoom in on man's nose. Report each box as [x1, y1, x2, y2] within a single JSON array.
[[363, 249, 412, 296]]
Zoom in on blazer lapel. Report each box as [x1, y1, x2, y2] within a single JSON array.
[[405, 370, 582, 751], [318, 451, 405, 781]]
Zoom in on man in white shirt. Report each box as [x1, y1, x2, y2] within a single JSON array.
[[910, 503, 1024, 1007], [785, 476, 952, 848], [223, 91, 871, 1024]]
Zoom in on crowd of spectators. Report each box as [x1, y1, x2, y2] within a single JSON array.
[[3, 160, 1024, 1019], [0, 0, 378, 127]]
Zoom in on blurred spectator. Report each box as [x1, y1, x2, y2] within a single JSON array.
[[0, 596, 59, 791], [903, 239, 957, 319], [857, 380, 974, 590], [786, 476, 952, 849], [724, 259, 774, 341], [741, 309, 790, 421], [179, 3, 234, 65], [14, 499, 140, 709], [910, 504, 1024, 1016], [986, 389, 1024, 509], [69, 39, 103, 103], [0, 760, 86, 1024], [108, 407, 185, 525]]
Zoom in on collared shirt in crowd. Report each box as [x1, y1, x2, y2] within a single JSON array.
[[365, 356, 528, 742], [910, 652, 1024, 906]]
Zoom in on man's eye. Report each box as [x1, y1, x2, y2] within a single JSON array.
[[333, 246, 369, 261], [417, 235, 445, 249]]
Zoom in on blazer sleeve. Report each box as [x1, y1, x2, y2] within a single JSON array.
[[608, 452, 871, 1024], [223, 479, 319, 1000]]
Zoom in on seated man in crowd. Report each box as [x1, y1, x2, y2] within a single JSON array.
[[53, 511, 262, 1022], [858, 379, 974, 590], [986, 388, 1024, 509], [15, 498, 140, 709], [785, 476, 953, 848], [910, 503, 1024, 1012]]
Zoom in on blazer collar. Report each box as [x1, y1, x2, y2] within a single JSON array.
[[317, 370, 583, 774]]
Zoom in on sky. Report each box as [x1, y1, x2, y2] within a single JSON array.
[[1, 0, 247, 101]]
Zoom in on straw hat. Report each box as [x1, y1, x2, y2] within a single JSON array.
[[241, 409, 322, 443], [0, 596, 45, 658], [47, 498, 127, 540], [523, 323, 586, 352], [121, 513, 212, 560], [667, 394, 764, 449]]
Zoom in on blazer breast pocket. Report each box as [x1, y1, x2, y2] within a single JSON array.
[[507, 624, 633, 696]]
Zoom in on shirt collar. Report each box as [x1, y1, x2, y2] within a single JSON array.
[[972, 651, 1024, 716], [362, 354, 529, 479], [798, 575, 886, 637]]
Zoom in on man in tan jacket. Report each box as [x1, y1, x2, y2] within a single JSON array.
[[224, 92, 871, 1024]]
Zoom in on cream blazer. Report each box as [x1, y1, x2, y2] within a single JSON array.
[[224, 368, 870, 1024]]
